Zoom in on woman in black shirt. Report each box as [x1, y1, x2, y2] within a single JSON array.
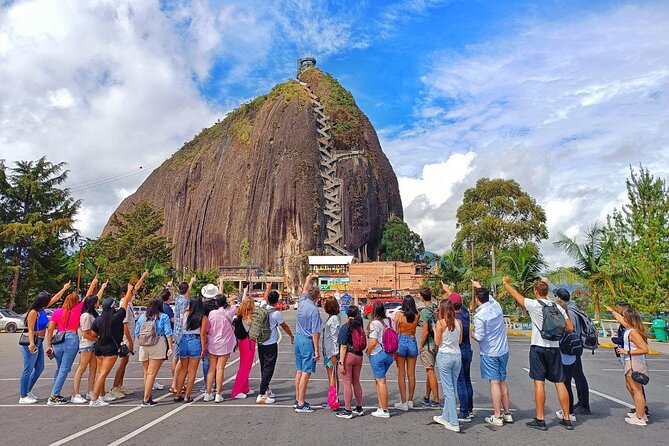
[[90, 284, 134, 406]]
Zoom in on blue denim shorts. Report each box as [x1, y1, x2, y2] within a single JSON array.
[[179, 334, 202, 359], [79, 346, 95, 353], [294, 334, 316, 373], [369, 350, 394, 379], [480, 353, 509, 381], [397, 334, 418, 358]]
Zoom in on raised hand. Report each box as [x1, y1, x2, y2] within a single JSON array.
[[502, 276, 510, 285]]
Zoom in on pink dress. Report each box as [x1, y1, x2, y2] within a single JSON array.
[[207, 306, 237, 355]]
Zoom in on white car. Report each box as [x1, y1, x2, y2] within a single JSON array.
[[384, 302, 403, 321], [292, 301, 299, 310], [0, 309, 26, 333]]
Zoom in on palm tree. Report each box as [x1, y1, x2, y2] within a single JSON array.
[[435, 244, 471, 292], [554, 223, 615, 320], [493, 242, 547, 297]]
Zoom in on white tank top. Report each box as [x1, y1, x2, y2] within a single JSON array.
[[439, 321, 461, 355], [623, 328, 647, 365]]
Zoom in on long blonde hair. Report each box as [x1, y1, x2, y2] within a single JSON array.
[[238, 298, 254, 321], [438, 299, 455, 331], [623, 307, 647, 342]]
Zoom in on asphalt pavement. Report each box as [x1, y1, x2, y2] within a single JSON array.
[[0, 309, 667, 446]]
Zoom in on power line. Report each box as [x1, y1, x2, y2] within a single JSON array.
[[68, 160, 164, 193]]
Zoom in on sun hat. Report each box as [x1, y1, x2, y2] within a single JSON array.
[[201, 283, 218, 299]]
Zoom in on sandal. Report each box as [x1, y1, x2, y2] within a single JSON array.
[[173, 396, 184, 402], [168, 387, 178, 394], [184, 396, 193, 403]]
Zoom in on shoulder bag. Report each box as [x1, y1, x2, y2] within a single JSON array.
[[51, 310, 72, 345], [627, 334, 649, 385]]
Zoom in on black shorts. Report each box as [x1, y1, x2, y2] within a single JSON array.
[[95, 343, 118, 357], [529, 345, 564, 383]]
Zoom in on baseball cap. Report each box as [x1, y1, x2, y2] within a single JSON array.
[[448, 293, 462, 306], [553, 288, 570, 301]]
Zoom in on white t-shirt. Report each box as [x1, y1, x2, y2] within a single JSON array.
[[525, 298, 568, 348], [369, 319, 391, 355]]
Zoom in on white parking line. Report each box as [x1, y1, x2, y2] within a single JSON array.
[[601, 368, 669, 372], [521, 367, 634, 409], [47, 360, 234, 446]]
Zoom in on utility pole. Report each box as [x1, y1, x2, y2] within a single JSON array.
[[491, 246, 496, 297], [470, 239, 475, 310], [76, 243, 84, 295]]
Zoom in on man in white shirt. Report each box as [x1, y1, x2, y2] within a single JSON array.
[[503, 276, 574, 431]]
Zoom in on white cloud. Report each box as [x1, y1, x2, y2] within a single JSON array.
[[384, 3, 669, 268]]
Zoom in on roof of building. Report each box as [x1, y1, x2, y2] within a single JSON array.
[[308, 255, 354, 265]]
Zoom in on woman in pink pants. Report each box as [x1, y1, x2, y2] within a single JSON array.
[[231, 299, 256, 398]]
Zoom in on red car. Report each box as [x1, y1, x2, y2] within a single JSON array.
[[363, 299, 403, 318]]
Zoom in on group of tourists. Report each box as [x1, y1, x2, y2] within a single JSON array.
[[17, 269, 651, 431]]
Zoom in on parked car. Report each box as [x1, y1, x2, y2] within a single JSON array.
[[0, 308, 26, 333], [292, 300, 299, 310], [133, 306, 147, 318], [385, 302, 404, 321], [363, 299, 402, 319], [274, 300, 288, 311]]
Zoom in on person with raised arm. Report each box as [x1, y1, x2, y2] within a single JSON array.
[[45, 276, 102, 405], [71, 281, 108, 403], [470, 279, 513, 426], [293, 273, 322, 413], [89, 276, 137, 406], [170, 275, 197, 393], [110, 271, 149, 399], [18, 281, 70, 404], [503, 276, 574, 431]]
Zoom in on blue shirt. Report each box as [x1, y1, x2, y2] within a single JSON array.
[[163, 303, 175, 328], [261, 306, 283, 346], [472, 298, 509, 357], [173, 295, 189, 339], [296, 293, 322, 337], [455, 308, 471, 350], [135, 313, 173, 338]]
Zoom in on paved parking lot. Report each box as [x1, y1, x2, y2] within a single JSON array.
[[0, 310, 667, 446]]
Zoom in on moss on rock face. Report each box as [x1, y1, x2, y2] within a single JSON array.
[[298, 68, 367, 151], [268, 81, 309, 106]]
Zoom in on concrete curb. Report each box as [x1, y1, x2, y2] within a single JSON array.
[[505, 330, 661, 355]]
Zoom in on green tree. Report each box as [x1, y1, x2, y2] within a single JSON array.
[[493, 243, 547, 302], [454, 178, 548, 271], [433, 244, 472, 292], [0, 158, 80, 310], [604, 166, 669, 314], [554, 223, 614, 320], [89, 200, 173, 300], [379, 216, 425, 263]]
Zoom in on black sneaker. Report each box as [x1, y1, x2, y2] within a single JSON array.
[[141, 399, 157, 407], [335, 409, 353, 419], [574, 406, 592, 415], [559, 419, 574, 430], [47, 395, 69, 406], [526, 418, 548, 431], [352, 406, 364, 416]]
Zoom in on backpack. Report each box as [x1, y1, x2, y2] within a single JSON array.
[[351, 325, 367, 352], [233, 316, 249, 340], [381, 318, 399, 354], [535, 300, 566, 341], [137, 317, 159, 346], [559, 331, 583, 356], [425, 303, 438, 337], [249, 307, 275, 343], [571, 307, 599, 353]]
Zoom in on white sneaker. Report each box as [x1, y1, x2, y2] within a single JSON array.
[[90, 398, 109, 407], [71, 395, 87, 404], [433, 415, 460, 432], [19, 396, 37, 404], [267, 389, 275, 398], [109, 387, 125, 399], [101, 394, 117, 403], [27, 392, 38, 400], [393, 402, 409, 411], [625, 416, 647, 426], [503, 413, 513, 423], [485, 415, 503, 426], [203, 393, 214, 402], [215, 394, 224, 403], [233, 393, 248, 399], [256, 394, 275, 404], [626, 412, 648, 422], [152, 382, 164, 390], [556, 410, 576, 422], [371, 408, 390, 418], [407, 400, 414, 410], [86, 391, 94, 400]]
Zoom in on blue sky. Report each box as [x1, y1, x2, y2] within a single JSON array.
[[1, 0, 668, 266]]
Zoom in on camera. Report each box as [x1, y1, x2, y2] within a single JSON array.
[[611, 336, 622, 357]]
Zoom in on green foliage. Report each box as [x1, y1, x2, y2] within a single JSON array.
[[604, 166, 669, 314], [88, 201, 173, 301], [0, 158, 80, 310], [454, 178, 548, 254], [380, 216, 425, 263], [554, 223, 614, 318], [268, 82, 309, 106], [240, 238, 250, 266], [493, 243, 547, 303], [432, 245, 473, 293]]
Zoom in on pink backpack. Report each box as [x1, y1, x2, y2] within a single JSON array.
[[381, 318, 399, 354]]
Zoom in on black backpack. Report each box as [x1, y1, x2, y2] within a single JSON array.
[[571, 307, 599, 353], [559, 331, 584, 356], [535, 300, 566, 341], [233, 317, 249, 340]]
